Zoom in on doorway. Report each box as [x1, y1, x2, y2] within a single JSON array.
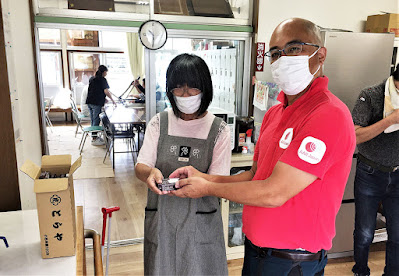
[[36, 25, 147, 242]]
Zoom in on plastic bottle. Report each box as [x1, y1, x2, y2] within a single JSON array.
[[228, 214, 236, 242], [245, 129, 254, 154]]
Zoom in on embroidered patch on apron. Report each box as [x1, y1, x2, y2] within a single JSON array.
[[178, 146, 191, 162], [169, 145, 178, 155], [192, 148, 200, 159]]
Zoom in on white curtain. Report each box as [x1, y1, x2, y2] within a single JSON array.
[[126, 33, 144, 95]]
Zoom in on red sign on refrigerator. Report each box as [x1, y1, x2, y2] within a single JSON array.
[[255, 43, 265, 72]]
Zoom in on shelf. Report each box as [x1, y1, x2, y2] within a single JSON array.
[[231, 152, 253, 168]]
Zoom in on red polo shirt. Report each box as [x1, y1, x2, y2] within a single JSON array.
[[242, 77, 356, 253]]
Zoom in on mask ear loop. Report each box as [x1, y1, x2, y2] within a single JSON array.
[[308, 47, 320, 59], [308, 47, 321, 76]]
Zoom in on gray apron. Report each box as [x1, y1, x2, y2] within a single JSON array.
[[144, 111, 228, 275]]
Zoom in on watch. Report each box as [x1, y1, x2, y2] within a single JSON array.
[[138, 20, 168, 50]]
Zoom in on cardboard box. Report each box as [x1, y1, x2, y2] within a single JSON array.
[[20, 155, 82, 259], [366, 13, 399, 37]]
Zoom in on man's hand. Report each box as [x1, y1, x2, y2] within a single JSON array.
[[169, 166, 204, 179], [146, 168, 166, 195], [172, 177, 211, 198], [388, 109, 399, 125]]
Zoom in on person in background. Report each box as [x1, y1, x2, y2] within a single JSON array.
[[80, 85, 90, 117], [86, 65, 116, 146], [135, 53, 231, 275], [132, 78, 145, 103], [169, 18, 356, 276], [351, 64, 399, 276]]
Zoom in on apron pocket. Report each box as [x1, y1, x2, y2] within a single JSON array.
[[195, 210, 221, 244]]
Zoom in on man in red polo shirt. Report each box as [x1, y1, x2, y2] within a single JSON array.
[[169, 18, 356, 275]]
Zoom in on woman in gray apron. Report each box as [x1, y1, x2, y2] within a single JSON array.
[[136, 54, 231, 275]]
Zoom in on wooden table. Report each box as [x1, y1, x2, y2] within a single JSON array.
[[105, 103, 146, 150], [48, 106, 81, 121]]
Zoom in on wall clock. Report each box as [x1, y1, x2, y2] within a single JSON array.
[[138, 20, 168, 50]]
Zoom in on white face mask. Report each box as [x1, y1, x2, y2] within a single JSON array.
[[270, 49, 321, 96], [174, 93, 203, 114]]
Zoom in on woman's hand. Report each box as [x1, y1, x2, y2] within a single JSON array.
[[147, 168, 166, 195]]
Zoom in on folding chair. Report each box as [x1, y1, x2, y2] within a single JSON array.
[[70, 95, 89, 137], [100, 112, 136, 169], [44, 97, 53, 130]]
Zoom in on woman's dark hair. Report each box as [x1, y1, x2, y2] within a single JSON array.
[[95, 65, 108, 78], [166, 53, 213, 117], [393, 63, 399, 81]]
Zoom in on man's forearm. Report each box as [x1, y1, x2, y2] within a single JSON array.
[[355, 117, 393, 144], [208, 179, 280, 208], [207, 170, 254, 183]]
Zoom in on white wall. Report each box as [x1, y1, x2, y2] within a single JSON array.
[[2, 0, 42, 209], [256, 0, 399, 82]]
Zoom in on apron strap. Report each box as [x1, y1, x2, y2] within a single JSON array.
[[206, 116, 226, 147]]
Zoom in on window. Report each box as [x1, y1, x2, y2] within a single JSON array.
[[38, 28, 139, 105], [153, 0, 250, 20], [100, 31, 127, 49], [103, 53, 132, 97], [69, 52, 132, 104], [38, 28, 61, 46], [67, 30, 99, 47], [71, 53, 100, 84], [40, 51, 63, 86], [38, 0, 150, 14]]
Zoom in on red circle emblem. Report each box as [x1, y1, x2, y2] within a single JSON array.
[[305, 142, 316, 152]]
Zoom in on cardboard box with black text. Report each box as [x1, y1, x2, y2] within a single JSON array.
[[20, 155, 82, 259]]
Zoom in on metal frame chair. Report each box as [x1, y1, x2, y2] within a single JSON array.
[[70, 95, 89, 137], [78, 125, 105, 155], [44, 97, 53, 131], [100, 112, 137, 169]]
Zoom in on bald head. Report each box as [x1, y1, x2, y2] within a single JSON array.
[[272, 18, 322, 46], [268, 18, 327, 97]]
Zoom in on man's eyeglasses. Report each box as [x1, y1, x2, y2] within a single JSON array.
[[265, 42, 320, 63], [171, 87, 201, 97]]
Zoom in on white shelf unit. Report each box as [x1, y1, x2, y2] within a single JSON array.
[[223, 153, 253, 260]]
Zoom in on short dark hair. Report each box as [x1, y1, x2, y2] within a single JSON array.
[[393, 63, 399, 81], [166, 53, 213, 117]]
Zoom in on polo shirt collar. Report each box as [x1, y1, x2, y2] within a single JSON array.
[[277, 76, 329, 108]]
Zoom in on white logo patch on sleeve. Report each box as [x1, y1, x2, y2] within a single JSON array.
[[279, 128, 294, 149], [297, 136, 326, 164]]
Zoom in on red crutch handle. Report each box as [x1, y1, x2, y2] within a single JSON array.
[[101, 206, 120, 246], [102, 206, 120, 217]]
